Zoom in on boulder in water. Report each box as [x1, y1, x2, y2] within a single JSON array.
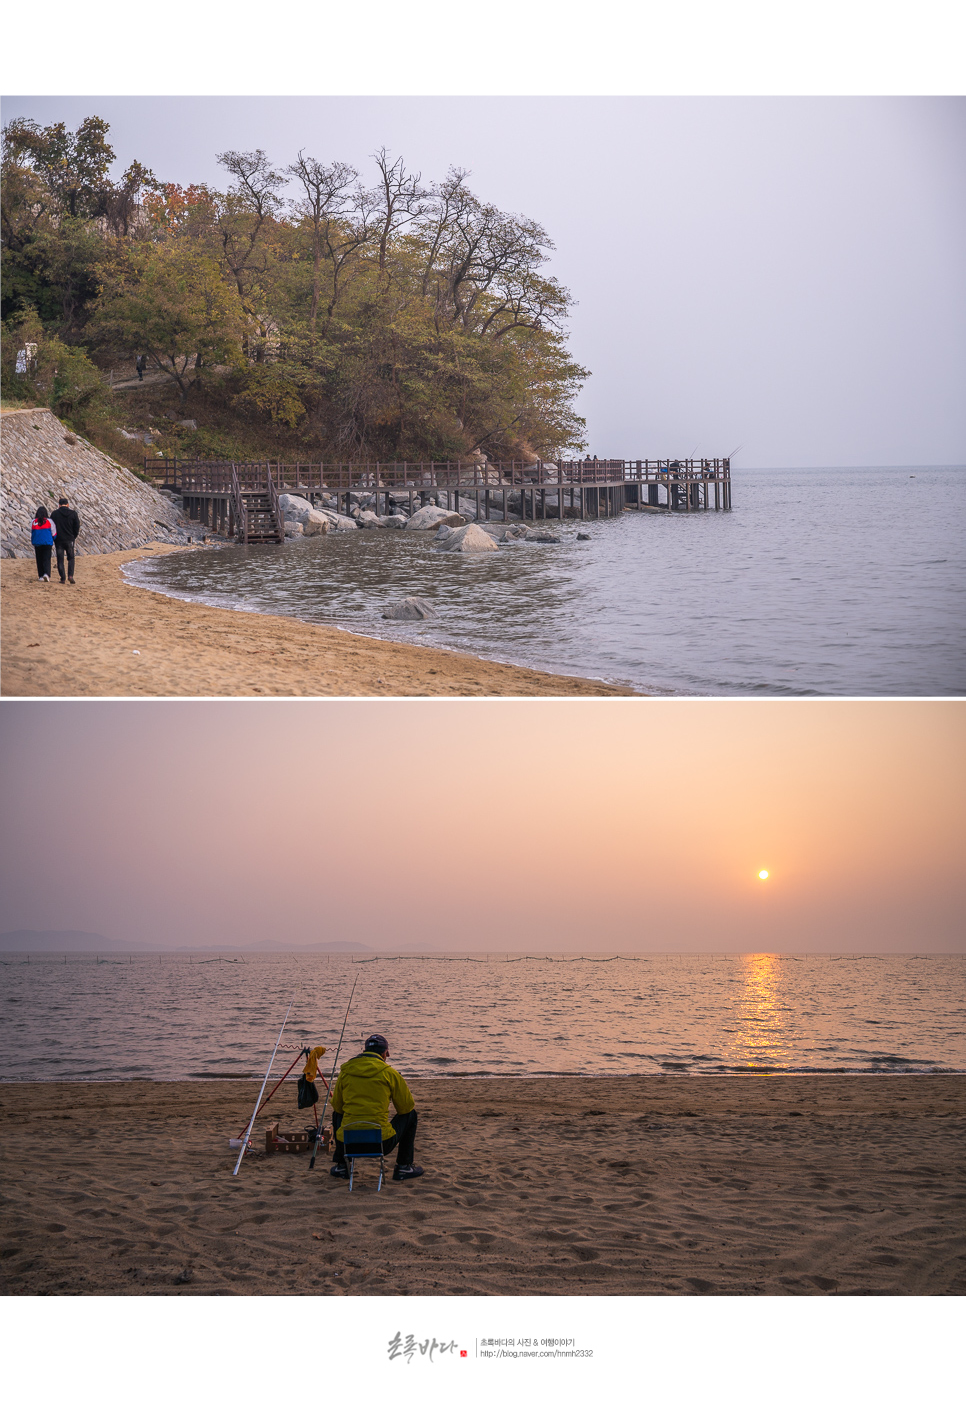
[[301, 509, 330, 537], [434, 522, 499, 553], [278, 493, 312, 520], [406, 504, 465, 531], [381, 596, 439, 620]]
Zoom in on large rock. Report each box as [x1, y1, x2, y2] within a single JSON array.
[[278, 493, 312, 520], [380, 514, 409, 529], [279, 494, 331, 536], [434, 522, 499, 553], [280, 496, 357, 531], [406, 504, 465, 531], [284, 520, 304, 537], [321, 511, 360, 532], [357, 510, 382, 528], [500, 524, 562, 543], [381, 596, 439, 620]]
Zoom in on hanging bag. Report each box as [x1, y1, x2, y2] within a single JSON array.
[[297, 1073, 319, 1109]]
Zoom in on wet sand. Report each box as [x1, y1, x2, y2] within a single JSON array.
[[1, 1076, 963, 1296], [0, 548, 633, 698]]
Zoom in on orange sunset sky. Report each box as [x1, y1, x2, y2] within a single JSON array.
[[1, 698, 962, 953]]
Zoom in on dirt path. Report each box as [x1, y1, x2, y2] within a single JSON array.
[[1, 547, 635, 698]]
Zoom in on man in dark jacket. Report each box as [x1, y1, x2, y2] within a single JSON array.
[[51, 498, 80, 584]]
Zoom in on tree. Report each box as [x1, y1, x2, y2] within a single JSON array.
[[2, 115, 115, 221], [286, 153, 361, 333], [91, 239, 244, 405], [215, 149, 286, 361], [372, 148, 427, 272]]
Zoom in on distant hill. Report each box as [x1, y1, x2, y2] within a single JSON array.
[[0, 930, 148, 952], [0, 931, 373, 954], [171, 940, 373, 953]]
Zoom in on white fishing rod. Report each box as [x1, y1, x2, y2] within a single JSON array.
[[309, 973, 359, 1170], [232, 990, 297, 1177]]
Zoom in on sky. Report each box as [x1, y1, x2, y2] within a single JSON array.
[[2, 95, 964, 470], [2, 699, 962, 954]]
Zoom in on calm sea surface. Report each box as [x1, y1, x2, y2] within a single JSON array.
[[2, 954, 963, 1081], [125, 464, 966, 695]]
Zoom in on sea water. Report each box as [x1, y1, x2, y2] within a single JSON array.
[[2, 953, 963, 1080], [125, 464, 966, 696]]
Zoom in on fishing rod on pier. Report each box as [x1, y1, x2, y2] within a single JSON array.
[[232, 989, 296, 1176], [308, 974, 359, 1170]]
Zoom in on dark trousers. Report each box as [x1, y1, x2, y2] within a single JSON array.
[[34, 545, 52, 579], [56, 539, 76, 581], [332, 1109, 418, 1166]]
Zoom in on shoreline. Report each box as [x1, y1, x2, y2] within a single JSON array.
[[2, 1069, 964, 1081], [2, 1076, 962, 1296], [119, 549, 643, 693], [0, 546, 636, 697]]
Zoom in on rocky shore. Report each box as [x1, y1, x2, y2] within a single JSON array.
[[278, 492, 566, 548]]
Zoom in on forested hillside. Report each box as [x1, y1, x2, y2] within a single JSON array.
[[1, 116, 589, 463]]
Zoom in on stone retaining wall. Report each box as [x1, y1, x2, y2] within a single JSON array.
[[1, 408, 194, 558]]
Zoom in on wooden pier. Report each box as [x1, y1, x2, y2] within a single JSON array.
[[143, 456, 732, 544]]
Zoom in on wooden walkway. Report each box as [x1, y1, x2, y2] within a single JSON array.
[[144, 456, 732, 542]]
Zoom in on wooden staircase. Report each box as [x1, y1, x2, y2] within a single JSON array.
[[230, 464, 284, 545], [241, 489, 284, 544]]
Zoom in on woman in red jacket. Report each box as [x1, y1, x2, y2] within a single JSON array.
[[31, 506, 56, 581]]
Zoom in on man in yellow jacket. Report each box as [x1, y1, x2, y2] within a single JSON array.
[[330, 1034, 423, 1182]]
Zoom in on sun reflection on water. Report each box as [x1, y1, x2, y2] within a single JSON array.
[[730, 952, 788, 1070]]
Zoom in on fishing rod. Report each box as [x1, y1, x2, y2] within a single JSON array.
[[232, 989, 296, 1177], [308, 974, 359, 1170]]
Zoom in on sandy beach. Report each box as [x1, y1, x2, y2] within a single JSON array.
[[1, 1075, 963, 1296], [0, 548, 633, 698]]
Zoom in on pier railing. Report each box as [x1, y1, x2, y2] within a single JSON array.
[[143, 457, 731, 494]]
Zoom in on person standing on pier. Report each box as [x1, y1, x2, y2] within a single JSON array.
[[51, 498, 80, 584], [329, 1034, 424, 1182]]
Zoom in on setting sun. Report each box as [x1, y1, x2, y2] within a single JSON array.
[[758, 870, 770, 880]]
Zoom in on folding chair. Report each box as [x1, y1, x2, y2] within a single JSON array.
[[342, 1121, 386, 1192]]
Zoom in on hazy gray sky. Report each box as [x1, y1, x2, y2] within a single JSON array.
[[2, 699, 962, 954], [4, 95, 964, 469]]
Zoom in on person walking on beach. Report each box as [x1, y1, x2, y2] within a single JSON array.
[[329, 1034, 424, 1182], [50, 497, 80, 584], [30, 506, 56, 581]]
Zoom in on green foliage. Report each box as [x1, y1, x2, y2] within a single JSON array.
[[178, 424, 254, 460], [89, 239, 245, 404], [0, 307, 110, 433], [2, 114, 591, 461]]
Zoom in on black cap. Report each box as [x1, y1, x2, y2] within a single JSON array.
[[364, 1034, 389, 1055]]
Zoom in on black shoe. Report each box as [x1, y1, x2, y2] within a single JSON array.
[[392, 1163, 424, 1182], [330, 1162, 348, 1179]]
